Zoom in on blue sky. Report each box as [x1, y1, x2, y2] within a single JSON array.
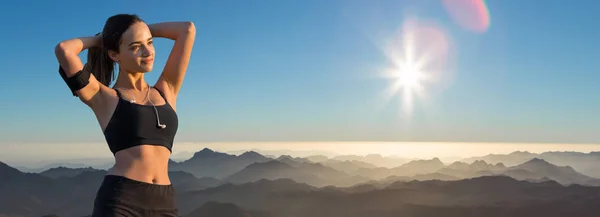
[[0, 0, 598, 145]]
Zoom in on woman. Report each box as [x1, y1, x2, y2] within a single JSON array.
[[54, 14, 195, 216]]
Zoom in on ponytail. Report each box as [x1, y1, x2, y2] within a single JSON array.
[[85, 35, 116, 87], [83, 14, 143, 87]]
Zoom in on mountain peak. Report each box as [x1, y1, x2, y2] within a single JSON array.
[[510, 151, 535, 156], [513, 158, 561, 172], [472, 160, 488, 164], [190, 148, 224, 160], [448, 161, 470, 170], [199, 147, 215, 153], [525, 158, 550, 165], [518, 158, 555, 169], [235, 160, 285, 172], [0, 161, 22, 177], [278, 155, 293, 160], [404, 158, 445, 166], [239, 150, 264, 159], [470, 160, 490, 170]]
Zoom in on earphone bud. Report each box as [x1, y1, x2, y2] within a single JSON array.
[[154, 107, 167, 129], [146, 84, 167, 130]]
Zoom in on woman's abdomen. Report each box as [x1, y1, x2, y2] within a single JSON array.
[[108, 144, 172, 184]]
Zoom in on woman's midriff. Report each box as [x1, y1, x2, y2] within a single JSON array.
[[107, 145, 173, 185]]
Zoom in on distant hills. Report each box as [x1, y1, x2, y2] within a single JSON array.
[[169, 148, 271, 179], [225, 158, 371, 187], [462, 151, 600, 178], [7, 148, 600, 188], [3, 148, 600, 216], [4, 164, 597, 217], [175, 175, 600, 217], [39, 166, 102, 179]]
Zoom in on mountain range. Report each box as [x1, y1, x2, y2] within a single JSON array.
[[3, 161, 599, 217], [462, 151, 600, 178], [169, 148, 271, 179], [3, 148, 600, 216], [166, 148, 600, 187]]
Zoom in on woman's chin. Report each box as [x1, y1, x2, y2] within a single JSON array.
[[140, 65, 154, 73]]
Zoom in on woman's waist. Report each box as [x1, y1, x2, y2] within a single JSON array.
[[107, 165, 171, 185], [109, 147, 172, 184]]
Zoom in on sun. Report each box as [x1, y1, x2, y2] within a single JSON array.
[[396, 62, 426, 90], [384, 59, 429, 116], [377, 19, 449, 117]]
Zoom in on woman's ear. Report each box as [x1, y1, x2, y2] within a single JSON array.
[[107, 50, 119, 62]]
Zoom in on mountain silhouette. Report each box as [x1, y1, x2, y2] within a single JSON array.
[[0, 165, 103, 217], [168, 171, 225, 191], [330, 154, 411, 168], [39, 166, 102, 179], [15, 159, 114, 173], [437, 160, 506, 178], [506, 158, 598, 185], [380, 172, 461, 185], [275, 155, 311, 167], [319, 159, 378, 174], [169, 148, 270, 179], [434, 158, 600, 186], [224, 159, 369, 187], [0, 161, 22, 182], [354, 158, 446, 180], [391, 158, 446, 176], [176, 175, 600, 217], [3, 159, 600, 217], [239, 151, 267, 161], [226, 160, 296, 183], [462, 151, 600, 178]]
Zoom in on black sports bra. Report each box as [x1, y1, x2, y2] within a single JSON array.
[[103, 87, 179, 155]]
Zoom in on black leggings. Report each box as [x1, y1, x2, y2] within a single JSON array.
[[91, 175, 178, 217]]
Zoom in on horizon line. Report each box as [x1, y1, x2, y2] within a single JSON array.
[[2, 141, 599, 164]]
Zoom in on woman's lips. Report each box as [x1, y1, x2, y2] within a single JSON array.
[[142, 58, 154, 64]]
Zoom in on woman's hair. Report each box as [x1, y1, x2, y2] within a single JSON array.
[[85, 14, 144, 86]]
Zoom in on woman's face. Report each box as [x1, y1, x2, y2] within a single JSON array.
[[111, 21, 155, 73]]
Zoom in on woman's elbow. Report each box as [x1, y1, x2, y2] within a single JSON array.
[[54, 42, 66, 57], [184, 21, 196, 34], [54, 41, 74, 58]]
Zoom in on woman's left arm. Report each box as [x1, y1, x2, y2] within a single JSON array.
[[150, 21, 196, 102]]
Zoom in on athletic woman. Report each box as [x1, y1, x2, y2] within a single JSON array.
[[54, 14, 195, 216]]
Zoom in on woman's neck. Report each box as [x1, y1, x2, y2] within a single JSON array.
[[114, 70, 148, 91]]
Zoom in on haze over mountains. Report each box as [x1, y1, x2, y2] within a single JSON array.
[[2, 148, 600, 217], [462, 151, 600, 178]]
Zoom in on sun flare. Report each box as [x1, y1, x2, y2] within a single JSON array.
[[378, 19, 451, 117], [396, 62, 426, 90], [385, 57, 429, 116]]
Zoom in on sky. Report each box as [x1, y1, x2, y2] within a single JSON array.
[[0, 0, 599, 154]]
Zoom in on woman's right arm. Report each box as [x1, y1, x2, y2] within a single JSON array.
[[54, 35, 104, 106]]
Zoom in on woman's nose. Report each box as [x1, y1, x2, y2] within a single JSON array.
[[142, 46, 153, 57]]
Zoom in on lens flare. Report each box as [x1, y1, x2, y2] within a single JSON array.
[[442, 0, 491, 33]]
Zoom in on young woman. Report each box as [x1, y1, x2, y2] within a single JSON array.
[[54, 14, 195, 216]]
